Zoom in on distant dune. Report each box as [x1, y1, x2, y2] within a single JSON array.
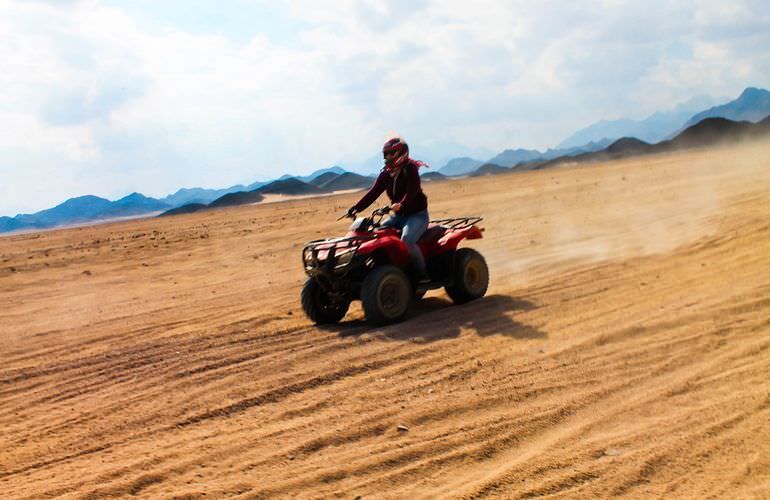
[[605, 137, 650, 154], [161, 185, 247, 207], [208, 191, 265, 209], [315, 172, 374, 191], [159, 203, 208, 217], [438, 157, 484, 176], [256, 178, 324, 196], [308, 171, 341, 187], [673, 115, 770, 147], [469, 163, 508, 177], [421, 171, 448, 182]]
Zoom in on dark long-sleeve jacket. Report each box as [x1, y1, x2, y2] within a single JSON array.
[[352, 160, 428, 216]]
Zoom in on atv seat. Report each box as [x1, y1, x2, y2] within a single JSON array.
[[417, 224, 447, 244]]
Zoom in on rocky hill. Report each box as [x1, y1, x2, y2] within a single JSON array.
[[0, 194, 171, 233], [256, 178, 324, 196], [438, 157, 484, 176], [421, 171, 448, 182], [314, 172, 374, 191], [208, 191, 265, 208], [469, 163, 509, 177], [681, 87, 770, 129]]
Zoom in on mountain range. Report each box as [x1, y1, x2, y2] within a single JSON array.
[[2, 87, 769, 234], [438, 139, 615, 176], [438, 157, 485, 176], [438, 87, 770, 176], [158, 172, 375, 218], [557, 88, 770, 149], [680, 87, 770, 130], [0, 168, 372, 233], [0, 193, 171, 233], [533, 116, 770, 170], [557, 95, 720, 149]]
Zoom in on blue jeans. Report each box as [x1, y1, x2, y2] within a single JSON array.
[[381, 209, 429, 277]]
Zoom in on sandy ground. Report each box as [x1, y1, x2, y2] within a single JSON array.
[[1, 141, 769, 499]]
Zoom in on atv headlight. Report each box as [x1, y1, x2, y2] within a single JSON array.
[[335, 249, 354, 268], [303, 248, 315, 269]]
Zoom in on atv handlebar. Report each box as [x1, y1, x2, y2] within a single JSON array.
[[371, 206, 392, 217], [338, 206, 391, 222]]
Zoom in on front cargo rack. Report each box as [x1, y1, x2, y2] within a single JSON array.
[[302, 235, 374, 275]]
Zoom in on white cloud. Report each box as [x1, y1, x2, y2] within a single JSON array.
[[0, 0, 769, 214]]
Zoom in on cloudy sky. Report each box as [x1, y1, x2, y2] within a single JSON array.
[[1, 0, 769, 215]]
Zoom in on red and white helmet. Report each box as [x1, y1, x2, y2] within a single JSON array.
[[382, 136, 409, 172]]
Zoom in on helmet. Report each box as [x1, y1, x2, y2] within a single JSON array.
[[383, 137, 409, 172]]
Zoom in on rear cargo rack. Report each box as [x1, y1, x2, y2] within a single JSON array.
[[429, 216, 484, 230]]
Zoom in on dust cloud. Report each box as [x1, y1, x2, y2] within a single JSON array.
[[486, 141, 770, 287]]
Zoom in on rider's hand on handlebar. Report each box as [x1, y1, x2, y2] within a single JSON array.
[[337, 207, 357, 221], [391, 202, 402, 213]]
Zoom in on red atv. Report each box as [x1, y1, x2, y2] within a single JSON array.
[[301, 206, 489, 326]]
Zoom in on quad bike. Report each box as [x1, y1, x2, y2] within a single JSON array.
[[301, 206, 488, 326]]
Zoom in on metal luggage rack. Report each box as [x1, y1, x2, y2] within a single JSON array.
[[302, 235, 374, 273], [303, 234, 374, 253], [429, 216, 484, 230]]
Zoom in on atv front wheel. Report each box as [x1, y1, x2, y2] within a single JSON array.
[[361, 265, 412, 325], [301, 278, 350, 324], [445, 248, 489, 304]]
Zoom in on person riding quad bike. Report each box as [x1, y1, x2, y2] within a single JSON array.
[[300, 138, 489, 326], [348, 136, 431, 284]]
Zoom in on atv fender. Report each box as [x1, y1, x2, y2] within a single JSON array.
[[357, 235, 412, 267], [438, 225, 483, 250]]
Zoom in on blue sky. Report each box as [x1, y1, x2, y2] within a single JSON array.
[[1, 0, 769, 215]]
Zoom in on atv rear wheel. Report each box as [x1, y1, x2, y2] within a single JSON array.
[[301, 278, 350, 324], [445, 248, 489, 304], [361, 265, 412, 325]]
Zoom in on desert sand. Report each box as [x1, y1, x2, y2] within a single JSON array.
[[1, 141, 769, 498]]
